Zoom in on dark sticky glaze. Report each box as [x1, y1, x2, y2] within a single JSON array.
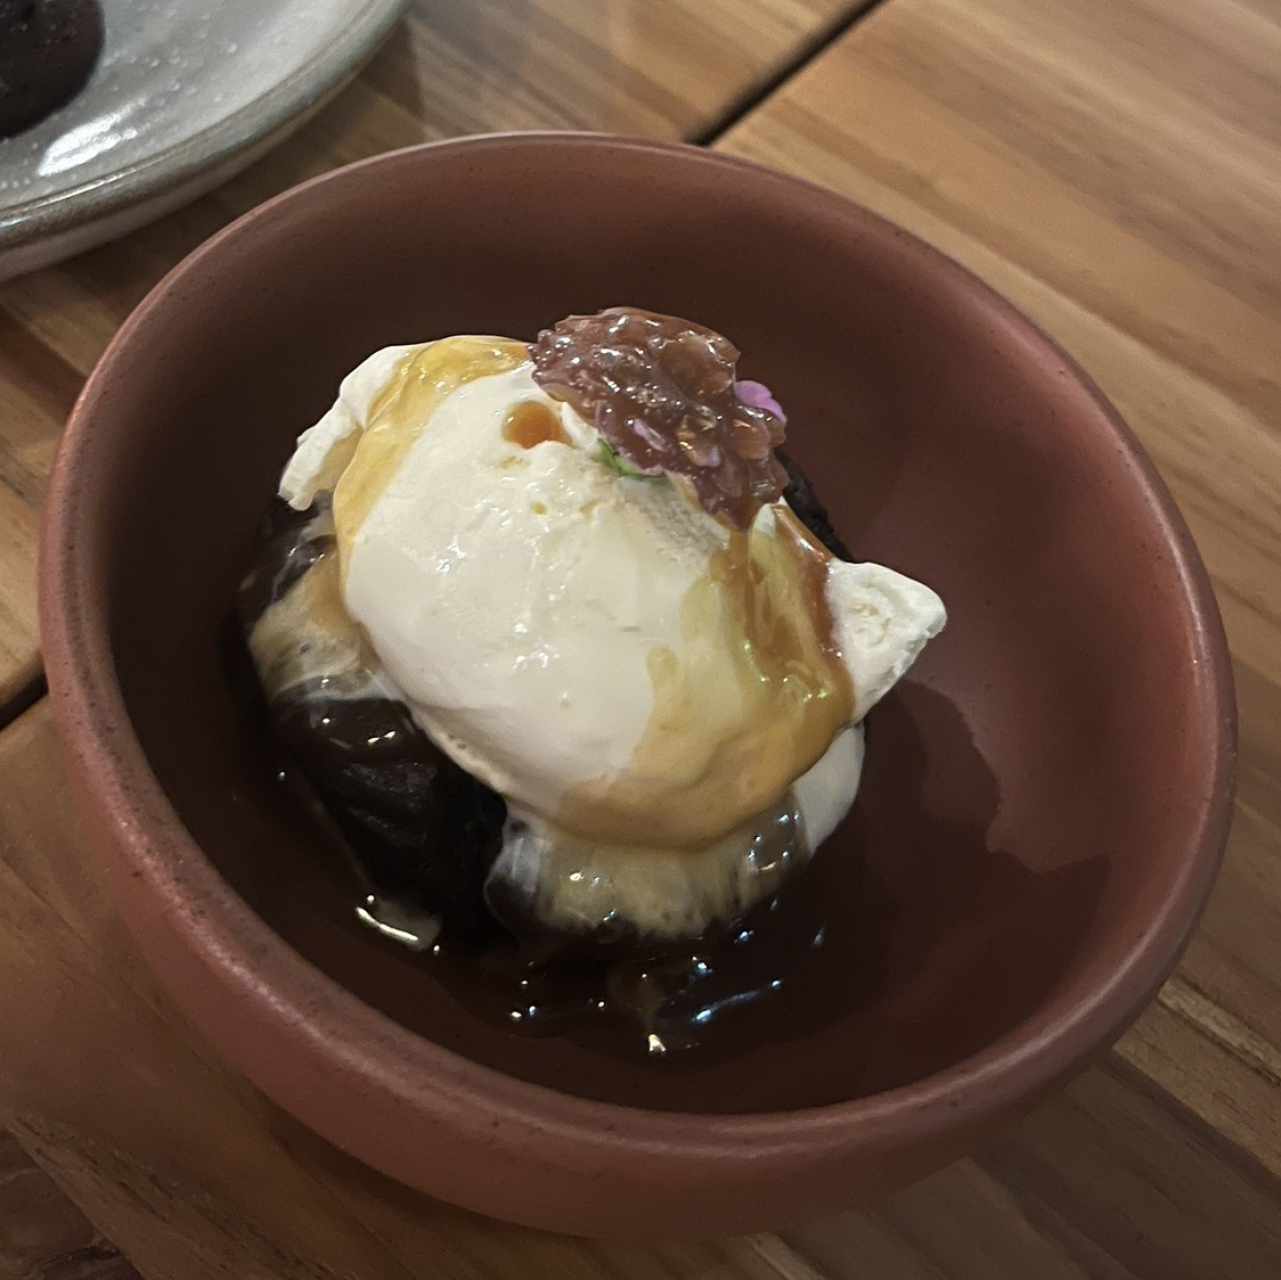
[[530, 308, 788, 529], [238, 453, 852, 1057], [0, 0, 103, 138]]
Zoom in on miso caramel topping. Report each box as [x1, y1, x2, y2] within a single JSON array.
[[530, 307, 787, 529]]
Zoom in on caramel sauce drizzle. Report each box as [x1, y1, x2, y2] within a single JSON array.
[[561, 504, 853, 849], [332, 336, 528, 561]]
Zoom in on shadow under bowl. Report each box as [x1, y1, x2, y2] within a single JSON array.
[[40, 133, 1235, 1236]]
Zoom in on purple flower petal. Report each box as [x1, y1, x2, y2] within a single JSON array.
[[735, 379, 787, 424]]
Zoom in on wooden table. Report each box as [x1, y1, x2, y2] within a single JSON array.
[[2, 1, 1278, 1275]]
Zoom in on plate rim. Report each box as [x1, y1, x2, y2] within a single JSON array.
[[0, 0, 409, 248]]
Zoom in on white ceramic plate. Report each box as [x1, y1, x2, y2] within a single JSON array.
[[0, 0, 408, 280]]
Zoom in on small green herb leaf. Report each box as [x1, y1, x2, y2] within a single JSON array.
[[598, 439, 657, 480]]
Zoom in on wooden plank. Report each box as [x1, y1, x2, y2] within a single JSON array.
[[2, 702, 1279, 1277], [0, 1129, 140, 1280], [718, 0, 1281, 1160], [0, 0, 861, 719]]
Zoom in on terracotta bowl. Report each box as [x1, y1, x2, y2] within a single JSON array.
[[40, 134, 1235, 1237]]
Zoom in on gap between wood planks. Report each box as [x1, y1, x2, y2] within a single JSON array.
[[690, 0, 895, 147], [0, 667, 45, 734], [1159, 975, 1281, 1091]]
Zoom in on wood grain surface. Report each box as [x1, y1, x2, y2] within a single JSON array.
[[0, 0, 862, 719], [0, 1131, 140, 1280], [2, 703, 1279, 1280], [3, 0, 1281, 1274]]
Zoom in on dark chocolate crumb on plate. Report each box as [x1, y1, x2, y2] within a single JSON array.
[[0, 0, 104, 139]]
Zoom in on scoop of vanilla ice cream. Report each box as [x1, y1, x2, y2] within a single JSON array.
[[345, 363, 721, 817], [280, 337, 946, 937]]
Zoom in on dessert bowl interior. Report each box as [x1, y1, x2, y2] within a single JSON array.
[[41, 134, 1234, 1230]]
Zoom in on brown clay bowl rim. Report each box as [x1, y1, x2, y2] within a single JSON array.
[[41, 133, 1236, 1164]]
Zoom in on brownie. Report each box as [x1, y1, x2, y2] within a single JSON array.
[[777, 447, 854, 562]]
